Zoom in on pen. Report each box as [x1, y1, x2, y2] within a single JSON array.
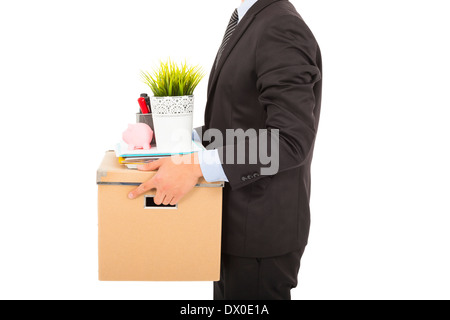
[[147, 98, 152, 113], [140, 93, 151, 113], [138, 97, 149, 114]]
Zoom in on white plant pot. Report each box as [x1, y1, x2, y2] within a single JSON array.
[[150, 95, 194, 153]]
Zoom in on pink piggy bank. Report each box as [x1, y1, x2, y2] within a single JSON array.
[[122, 123, 153, 150]]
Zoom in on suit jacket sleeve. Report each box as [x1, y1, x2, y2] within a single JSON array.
[[217, 15, 322, 190]]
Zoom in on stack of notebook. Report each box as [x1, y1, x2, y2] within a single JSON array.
[[114, 140, 206, 169]]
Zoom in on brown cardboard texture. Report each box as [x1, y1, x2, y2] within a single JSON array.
[[97, 151, 223, 281]]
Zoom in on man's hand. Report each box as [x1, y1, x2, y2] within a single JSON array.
[[128, 153, 203, 205]]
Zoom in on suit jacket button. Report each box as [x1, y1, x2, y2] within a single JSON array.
[[253, 172, 260, 178], [247, 175, 253, 180], [241, 176, 247, 182]]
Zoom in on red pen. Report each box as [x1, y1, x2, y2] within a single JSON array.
[[138, 97, 149, 114]]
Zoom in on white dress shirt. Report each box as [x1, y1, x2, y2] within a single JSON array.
[[197, 0, 259, 183], [237, 0, 259, 22]]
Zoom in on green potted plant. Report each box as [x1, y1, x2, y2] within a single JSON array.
[[141, 60, 205, 152]]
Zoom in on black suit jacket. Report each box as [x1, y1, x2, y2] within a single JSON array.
[[199, 0, 322, 258]]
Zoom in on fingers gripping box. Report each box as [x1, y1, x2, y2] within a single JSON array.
[[96, 151, 223, 281]]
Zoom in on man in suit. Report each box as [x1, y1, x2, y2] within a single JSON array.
[[128, 0, 322, 300]]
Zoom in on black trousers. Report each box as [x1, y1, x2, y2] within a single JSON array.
[[213, 248, 305, 300]]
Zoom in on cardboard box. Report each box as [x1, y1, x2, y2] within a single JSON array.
[[97, 151, 223, 281]]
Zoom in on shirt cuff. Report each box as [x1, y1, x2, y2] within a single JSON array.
[[197, 149, 229, 183], [192, 129, 201, 142]]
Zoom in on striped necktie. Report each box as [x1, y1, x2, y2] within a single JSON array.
[[215, 9, 239, 69]]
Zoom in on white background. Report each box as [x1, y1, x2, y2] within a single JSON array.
[[0, 0, 449, 300]]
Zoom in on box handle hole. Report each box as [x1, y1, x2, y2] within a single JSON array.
[[145, 196, 178, 210]]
